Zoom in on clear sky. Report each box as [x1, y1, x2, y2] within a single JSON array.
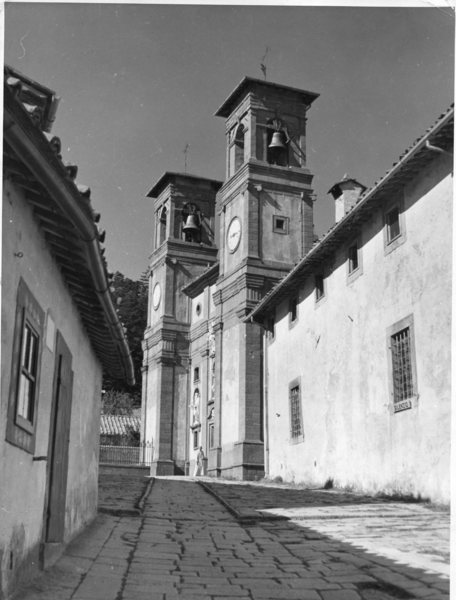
[[4, 2, 454, 280]]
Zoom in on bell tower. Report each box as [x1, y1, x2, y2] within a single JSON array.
[[209, 78, 319, 479], [142, 173, 221, 475]]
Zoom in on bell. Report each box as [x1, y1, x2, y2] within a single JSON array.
[[183, 214, 200, 232], [268, 131, 287, 149]]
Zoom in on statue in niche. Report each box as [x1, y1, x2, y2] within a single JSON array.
[[191, 388, 201, 427], [208, 324, 216, 358]]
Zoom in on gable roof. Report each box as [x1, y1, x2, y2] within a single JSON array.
[[248, 104, 454, 323], [3, 66, 135, 385]]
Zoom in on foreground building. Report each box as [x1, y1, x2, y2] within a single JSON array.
[[142, 76, 452, 504], [1, 67, 134, 598]]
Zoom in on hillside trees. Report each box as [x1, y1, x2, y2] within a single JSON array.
[[103, 270, 148, 410]]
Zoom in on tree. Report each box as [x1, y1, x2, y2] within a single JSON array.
[[103, 270, 148, 409]]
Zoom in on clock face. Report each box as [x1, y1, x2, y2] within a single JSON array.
[[152, 282, 161, 310], [227, 217, 242, 253]]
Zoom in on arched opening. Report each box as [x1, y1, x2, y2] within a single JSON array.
[[182, 203, 201, 243], [266, 119, 289, 167], [234, 124, 245, 172], [158, 206, 167, 246]]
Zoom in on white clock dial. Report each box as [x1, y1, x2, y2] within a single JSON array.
[[152, 282, 161, 310], [227, 217, 242, 253]]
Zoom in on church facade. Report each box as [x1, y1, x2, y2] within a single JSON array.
[[141, 77, 452, 503]]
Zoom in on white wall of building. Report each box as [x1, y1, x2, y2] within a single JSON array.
[[1, 180, 103, 595], [265, 156, 452, 504]]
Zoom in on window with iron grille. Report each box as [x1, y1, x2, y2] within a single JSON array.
[[391, 327, 414, 402], [387, 315, 417, 413], [289, 384, 303, 440]]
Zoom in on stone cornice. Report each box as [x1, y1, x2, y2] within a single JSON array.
[[149, 239, 218, 269], [217, 160, 314, 212]]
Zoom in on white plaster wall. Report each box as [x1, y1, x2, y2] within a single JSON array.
[[266, 159, 452, 504], [1, 180, 103, 593]]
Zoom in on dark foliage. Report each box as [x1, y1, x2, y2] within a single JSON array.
[[103, 270, 148, 408]]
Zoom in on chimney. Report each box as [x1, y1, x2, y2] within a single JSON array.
[[328, 176, 367, 223]]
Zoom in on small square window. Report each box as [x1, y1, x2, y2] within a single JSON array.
[[315, 274, 325, 301], [273, 215, 289, 234], [386, 206, 401, 243], [348, 242, 359, 273]]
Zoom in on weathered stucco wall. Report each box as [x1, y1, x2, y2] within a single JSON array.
[[1, 180, 103, 596], [265, 157, 452, 504]]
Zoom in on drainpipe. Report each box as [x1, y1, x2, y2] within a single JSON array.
[[425, 140, 451, 155], [262, 320, 270, 477], [185, 357, 191, 476]]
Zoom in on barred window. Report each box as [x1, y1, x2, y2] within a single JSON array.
[[391, 327, 414, 402], [289, 385, 303, 439]]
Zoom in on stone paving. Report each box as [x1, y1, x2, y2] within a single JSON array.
[[13, 475, 451, 600]]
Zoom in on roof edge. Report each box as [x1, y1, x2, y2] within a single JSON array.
[[248, 105, 454, 323], [147, 171, 223, 199]]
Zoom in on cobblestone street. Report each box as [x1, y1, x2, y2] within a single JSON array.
[[14, 474, 450, 600]]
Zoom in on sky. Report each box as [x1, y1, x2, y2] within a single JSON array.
[[4, 2, 455, 280]]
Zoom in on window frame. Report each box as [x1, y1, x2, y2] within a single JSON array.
[[386, 314, 418, 413], [6, 279, 45, 453], [384, 199, 406, 255], [347, 238, 363, 282], [315, 273, 325, 303], [193, 366, 200, 383], [288, 295, 298, 327], [288, 377, 304, 444], [273, 215, 289, 235], [208, 421, 215, 450], [193, 428, 199, 450]]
